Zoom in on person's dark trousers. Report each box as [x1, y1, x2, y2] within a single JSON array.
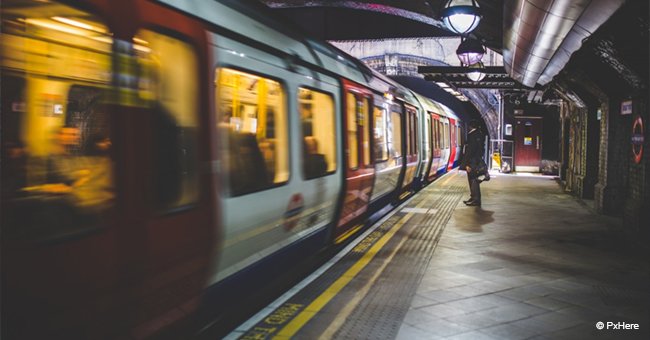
[[467, 173, 481, 203]]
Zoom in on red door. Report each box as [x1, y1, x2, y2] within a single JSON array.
[[127, 1, 217, 336], [448, 118, 457, 170], [400, 105, 418, 195], [428, 113, 441, 181], [514, 117, 543, 172], [335, 80, 375, 244]]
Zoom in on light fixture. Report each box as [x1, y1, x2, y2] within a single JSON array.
[[440, 0, 482, 35], [456, 37, 485, 65], [466, 62, 486, 82]]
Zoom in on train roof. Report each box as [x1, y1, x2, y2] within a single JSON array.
[[157, 0, 373, 85], [305, 39, 374, 85], [156, 0, 460, 122]]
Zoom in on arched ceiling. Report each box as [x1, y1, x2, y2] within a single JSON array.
[[261, 0, 644, 93], [260, 0, 503, 52], [258, 0, 648, 137]]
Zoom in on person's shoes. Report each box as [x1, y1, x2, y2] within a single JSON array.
[[465, 201, 481, 206], [463, 199, 473, 204]]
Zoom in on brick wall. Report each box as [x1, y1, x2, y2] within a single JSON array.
[[622, 98, 648, 241], [594, 101, 609, 213]]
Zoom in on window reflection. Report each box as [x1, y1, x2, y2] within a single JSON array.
[[135, 29, 200, 211], [216, 68, 288, 196], [1, 1, 114, 241], [299, 87, 336, 179]]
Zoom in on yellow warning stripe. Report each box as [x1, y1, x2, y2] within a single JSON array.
[[319, 220, 411, 339], [272, 212, 414, 339], [319, 190, 434, 338], [334, 224, 363, 244]]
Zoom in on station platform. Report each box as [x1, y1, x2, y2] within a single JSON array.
[[226, 171, 649, 340]]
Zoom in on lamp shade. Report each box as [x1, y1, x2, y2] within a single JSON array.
[[466, 62, 486, 82], [441, 0, 482, 35], [456, 37, 485, 65]]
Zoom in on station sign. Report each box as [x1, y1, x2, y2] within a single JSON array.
[[621, 100, 633, 115], [632, 115, 644, 164]]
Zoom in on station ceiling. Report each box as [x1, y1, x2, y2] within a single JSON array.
[[261, 0, 503, 52], [261, 0, 647, 95]]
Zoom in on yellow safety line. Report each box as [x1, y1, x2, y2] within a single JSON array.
[[272, 212, 414, 339], [319, 220, 411, 339], [334, 224, 363, 244], [318, 193, 433, 339]]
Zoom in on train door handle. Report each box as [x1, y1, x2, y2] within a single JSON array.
[[536, 136, 540, 150]]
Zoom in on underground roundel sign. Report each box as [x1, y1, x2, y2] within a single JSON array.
[[632, 115, 644, 164], [284, 193, 304, 231]]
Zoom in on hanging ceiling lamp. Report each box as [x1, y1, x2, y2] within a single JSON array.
[[466, 61, 486, 82], [456, 37, 486, 66], [440, 0, 482, 35]]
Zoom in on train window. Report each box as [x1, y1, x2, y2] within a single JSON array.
[[412, 113, 418, 155], [428, 118, 434, 155], [373, 106, 388, 162], [361, 97, 371, 166], [430, 119, 435, 150], [216, 68, 288, 196], [390, 110, 402, 158], [440, 121, 445, 149], [136, 30, 200, 210], [450, 124, 456, 148], [299, 87, 336, 179], [404, 111, 411, 156], [405, 108, 417, 156], [431, 117, 438, 150], [346, 92, 359, 169], [433, 119, 440, 149], [1, 2, 114, 242], [442, 122, 447, 149], [444, 123, 450, 149]]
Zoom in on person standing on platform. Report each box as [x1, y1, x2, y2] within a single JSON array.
[[461, 120, 486, 206]]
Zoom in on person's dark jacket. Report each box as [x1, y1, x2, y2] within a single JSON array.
[[460, 128, 485, 171]]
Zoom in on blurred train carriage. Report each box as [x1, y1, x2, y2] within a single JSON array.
[[1, 0, 464, 338]]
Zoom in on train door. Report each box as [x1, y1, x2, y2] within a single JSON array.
[[455, 121, 461, 166], [448, 118, 457, 170], [420, 111, 432, 183], [210, 63, 293, 287], [369, 94, 402, 206], [336, 79, 375, 243], [124, 1, 216, 336], [440, 117, 451, 173], [428, 113, 442, 181], [206, 28, 342, 329], [399, 105, 418, 196], [514, 117, 543, 172]]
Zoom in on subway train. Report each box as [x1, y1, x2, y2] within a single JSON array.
[[1, 0, 463, 338]]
